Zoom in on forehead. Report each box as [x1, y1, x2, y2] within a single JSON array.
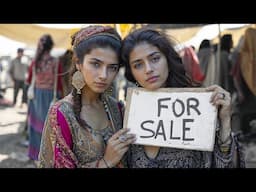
[[85, 47, 118, 63], [130, 42, 160, 59]]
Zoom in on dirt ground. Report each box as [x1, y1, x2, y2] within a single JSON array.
[[0, 88, 36, 168]]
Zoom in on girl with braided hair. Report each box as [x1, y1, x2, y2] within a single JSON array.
[[39, 25, 136, 168], [27, 34, 63, 161]]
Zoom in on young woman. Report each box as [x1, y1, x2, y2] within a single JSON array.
[[27, 34, 63, 161], [121, 27, 245, 168], [39, 25, 135, 168]]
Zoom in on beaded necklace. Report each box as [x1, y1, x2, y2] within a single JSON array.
[[83, 95, 115, 144]]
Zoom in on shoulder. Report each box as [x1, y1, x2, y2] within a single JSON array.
[[50, 96, 72, 114]]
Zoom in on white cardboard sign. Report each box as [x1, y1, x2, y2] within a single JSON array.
[[123, 88, 217, 151]]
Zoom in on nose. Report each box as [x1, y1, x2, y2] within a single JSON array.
[[145, 62, 153, 74], [99, 67, 107, 81]]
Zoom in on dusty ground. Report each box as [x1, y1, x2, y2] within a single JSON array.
[[0, 88, 36, 168]]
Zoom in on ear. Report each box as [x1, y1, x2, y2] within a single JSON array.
[[75, 64, 81, 71]]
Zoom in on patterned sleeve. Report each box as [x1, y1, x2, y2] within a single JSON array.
[[38, 104, 57, 168], [38, 102, 78, 168], [212, 132, 246, 168]]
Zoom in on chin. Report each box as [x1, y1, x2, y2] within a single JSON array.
[[93, 88, 106, 94], [145, 84, 161, 91]]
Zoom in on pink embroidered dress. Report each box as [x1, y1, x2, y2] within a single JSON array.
[[38, 94, 125, 168]]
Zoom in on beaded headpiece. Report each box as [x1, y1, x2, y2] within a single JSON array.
[[71, 25, 121, 48]]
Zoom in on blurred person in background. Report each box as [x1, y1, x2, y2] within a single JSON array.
[[26, 34, 63, 162], [8, 48, 28, 108]]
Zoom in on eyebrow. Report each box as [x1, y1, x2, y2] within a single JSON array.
[[131, 51, 160, 65], [148, 51, 160, 57], [90, 58, 119, 66], [90, 58, 103, 63]]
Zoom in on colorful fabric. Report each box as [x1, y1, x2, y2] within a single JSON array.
[[27, 57, 63, 93], [28, 88, 59, 160], [38, 94, 125, 168], [181, 47, 205, 83], [27, 54, 63, 160]]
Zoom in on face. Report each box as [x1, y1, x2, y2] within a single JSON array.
[[18, 51, 23, 58], [77, 47, 119, 94], [129, 42, 169, 90]]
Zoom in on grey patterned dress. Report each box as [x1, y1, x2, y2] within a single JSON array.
[[127, 133, 245, 168]]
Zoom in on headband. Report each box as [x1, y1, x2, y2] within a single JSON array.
[[71, 25, 121, 48]]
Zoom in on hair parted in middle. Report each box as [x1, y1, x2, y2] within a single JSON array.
[[71, 25, 122, 65], [121, 27, 192, 88], [70, 25, 122, 126]]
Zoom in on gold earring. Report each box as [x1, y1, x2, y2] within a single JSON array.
[[72, 70, 86, 94], [104, 85, 114, 97]]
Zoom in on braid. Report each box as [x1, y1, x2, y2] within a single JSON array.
[[71, 87, 91, 129], [71, 87, 82, 125]]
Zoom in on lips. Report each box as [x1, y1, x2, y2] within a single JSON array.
[[95, 82, 107, 88], [146, 75, 159, 83]]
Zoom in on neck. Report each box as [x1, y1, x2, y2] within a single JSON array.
[[81, 86, 101, 105]]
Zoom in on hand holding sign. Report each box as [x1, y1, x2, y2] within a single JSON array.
[[103, 128, 136, 167], [206, 84, 232, 146]]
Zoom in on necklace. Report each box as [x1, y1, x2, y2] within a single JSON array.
[[83, 95, 115, 144]]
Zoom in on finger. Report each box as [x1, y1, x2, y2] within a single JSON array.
[[111, 128, 130, 141], [206, 84, 221, 91], [113, 133, 136, 146], [211, 89, 229, 103], [210, 91, 221, 103], [216, 92, 231, 104], [124, 133, 136, 140], [212, 98, 230, 107], [116, 137, 136, 149]]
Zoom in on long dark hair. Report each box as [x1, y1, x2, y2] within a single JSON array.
[[70, 26, 122, 126], [35, 34, 54, 67], [121, 27, 191, 88]]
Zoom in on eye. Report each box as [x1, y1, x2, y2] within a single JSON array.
[[108, 65, 119, 72], [151, 56, 160, 63], [91, 62, 100, 68], [133, 62, 142, 69]]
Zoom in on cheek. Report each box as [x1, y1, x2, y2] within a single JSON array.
[[83, 69, 95, 82], [131, 69, 141, 82], [162, 67, 169, 82], [108, 72, 118, 81], [160, 61, 169, 81]]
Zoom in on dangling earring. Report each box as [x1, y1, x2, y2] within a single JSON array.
[[72, 70, 86, 94], [135, 82, 140, 87], [104, 85, 114, 97]]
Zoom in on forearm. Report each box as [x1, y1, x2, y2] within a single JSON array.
[[219, 117, 232, 144]]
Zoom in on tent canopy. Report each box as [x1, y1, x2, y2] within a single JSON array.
[[0, 24, 74, 49], [0, 24, 253, 51]]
